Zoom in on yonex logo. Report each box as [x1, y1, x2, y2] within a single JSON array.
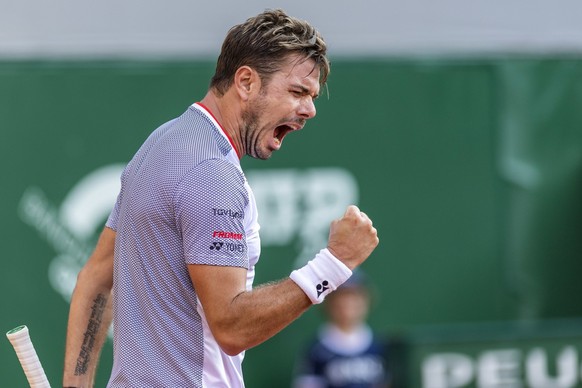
[[316, 280, 329, 297], [210, 242, 224, 250], [209, 241, 245, 253]]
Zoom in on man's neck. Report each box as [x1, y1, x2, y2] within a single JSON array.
[[199, 91, 244, 158]]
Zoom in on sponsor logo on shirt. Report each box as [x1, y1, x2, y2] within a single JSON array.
[[212, 208, 244, 219], [209, 241, 245, 253], [212, 231, 243, 240]]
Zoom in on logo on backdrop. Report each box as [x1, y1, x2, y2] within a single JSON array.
[[245, 168, 359, 267], [18, 164, 126, 302], [18, 165, 358, 303], [422, 346, 581, 387]]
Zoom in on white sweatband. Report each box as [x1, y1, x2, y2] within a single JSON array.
[[290, 248, 352, 304]]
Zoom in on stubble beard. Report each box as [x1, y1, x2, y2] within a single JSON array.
[[242, 97, 271, 160]]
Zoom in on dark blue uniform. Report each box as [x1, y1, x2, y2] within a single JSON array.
[[294, 325, 389, 388]]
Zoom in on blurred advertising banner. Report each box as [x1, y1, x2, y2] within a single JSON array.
[[408, 320, 582, 388]]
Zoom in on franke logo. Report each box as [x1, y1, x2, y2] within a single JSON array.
[[212, 208, 243, 219], [212, 231, 243, 240]]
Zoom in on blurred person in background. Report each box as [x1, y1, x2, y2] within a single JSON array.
[[293, 270, 390, 388]]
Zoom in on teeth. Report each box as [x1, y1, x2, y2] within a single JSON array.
[[274, 138, 281, 145]]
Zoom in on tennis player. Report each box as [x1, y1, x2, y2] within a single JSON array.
[[63, 9, 379, 388]]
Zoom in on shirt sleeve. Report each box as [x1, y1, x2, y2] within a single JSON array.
[[174, 158, 250, 269], [106, 166, 128, 231]]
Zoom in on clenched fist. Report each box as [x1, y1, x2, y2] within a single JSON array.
[[327, 205, 379, 270]]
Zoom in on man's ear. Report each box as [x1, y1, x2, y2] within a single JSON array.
[[234, 66, 260, 101]]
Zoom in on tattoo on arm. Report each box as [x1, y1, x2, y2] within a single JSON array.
[[74, 293, 108, 376]]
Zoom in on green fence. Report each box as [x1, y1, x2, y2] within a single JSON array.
[[1, 57, 581, 387]]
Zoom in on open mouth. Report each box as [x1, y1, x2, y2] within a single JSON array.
[[273, 124, 294, 146]]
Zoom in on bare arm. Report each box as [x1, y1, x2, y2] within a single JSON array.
[[189, 205, 378, 356], [188, 265, 311, 356], [63, 227, 115, 388]]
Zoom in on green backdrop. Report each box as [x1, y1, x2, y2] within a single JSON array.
[[1, 57, 581, 387]]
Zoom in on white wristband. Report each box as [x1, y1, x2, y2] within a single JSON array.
[[290, 248, 352, 304]]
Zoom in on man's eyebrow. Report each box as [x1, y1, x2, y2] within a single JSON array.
[[294, 84, 319, 99]]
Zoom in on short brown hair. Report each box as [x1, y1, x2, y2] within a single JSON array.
[[210, 9, 330, 96]]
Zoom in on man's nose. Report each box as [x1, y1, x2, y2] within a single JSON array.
[[298, 98, 316, 119]]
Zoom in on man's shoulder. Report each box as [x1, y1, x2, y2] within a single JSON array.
[[193, 158, 244, 180]]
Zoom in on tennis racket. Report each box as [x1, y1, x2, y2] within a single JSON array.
[[6, 325, 51, 388]]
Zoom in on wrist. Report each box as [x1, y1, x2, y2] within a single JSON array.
[[289, 248, 352, 304]]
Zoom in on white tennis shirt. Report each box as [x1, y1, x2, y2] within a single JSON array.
[[106, 103, 261, 387]]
